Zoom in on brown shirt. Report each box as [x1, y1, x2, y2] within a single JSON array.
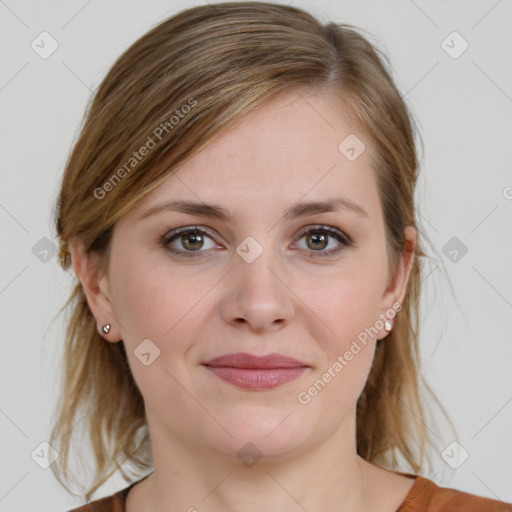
[[68, 473, 512, 512]]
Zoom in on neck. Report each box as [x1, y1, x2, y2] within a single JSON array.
[[137, 416, 377, 512]]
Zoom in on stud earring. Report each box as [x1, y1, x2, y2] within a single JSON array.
[[102, 324, 111, 334], [384, 320, 393, 332]]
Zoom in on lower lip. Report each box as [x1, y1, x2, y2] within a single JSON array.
[[203, 366, 308, 390]]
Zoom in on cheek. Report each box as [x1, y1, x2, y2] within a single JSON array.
[[296, 272, 382, 412], [110, 261, 167, 339], [295, 255, 387, 403], [303, 262, 386, 346], [108, 256, 211, 404], [109, 254, 217, 345]]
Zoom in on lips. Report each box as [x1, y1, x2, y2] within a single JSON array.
[[202, 352, 309, 390], [203, 352, 308, 369]]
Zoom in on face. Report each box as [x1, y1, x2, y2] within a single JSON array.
[[78, 90, 415, 463]]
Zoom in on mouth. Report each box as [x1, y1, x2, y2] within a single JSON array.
[[201, 352, 310, 390]]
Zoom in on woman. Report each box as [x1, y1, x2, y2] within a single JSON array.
[[50, 2, 511, 511]]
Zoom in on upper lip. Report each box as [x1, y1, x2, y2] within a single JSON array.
[[202, 352, 308, 369]]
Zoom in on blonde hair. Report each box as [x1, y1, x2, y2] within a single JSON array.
[[51, 1, 446, 501]]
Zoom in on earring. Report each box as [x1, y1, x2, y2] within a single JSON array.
[[384, 320, 393, 332], [102, 324, 111, 334]]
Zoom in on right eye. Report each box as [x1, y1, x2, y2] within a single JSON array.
[[162, 226, 222, 258]]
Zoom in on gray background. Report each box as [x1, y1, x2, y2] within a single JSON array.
[[0, 0, 511, 510]]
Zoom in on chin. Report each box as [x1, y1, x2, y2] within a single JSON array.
[[204, 406, 312, 462]]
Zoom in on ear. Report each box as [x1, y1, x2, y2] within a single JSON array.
[[68, 239, 121, 342], [377, 226, 416, 339]]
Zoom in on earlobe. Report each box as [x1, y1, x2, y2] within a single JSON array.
[[377, 226, 416, 339], [68, 239, 121, 342]]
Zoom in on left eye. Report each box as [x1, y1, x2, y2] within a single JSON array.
[[294, 226, 349, 255], [162, 225, 351, 258]]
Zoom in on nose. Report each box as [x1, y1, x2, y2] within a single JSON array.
[[220, 245, 295, 333]]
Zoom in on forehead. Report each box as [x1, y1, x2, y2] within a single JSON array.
[[132, 90, 380, 221]]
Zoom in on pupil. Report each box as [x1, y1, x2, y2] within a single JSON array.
[[308, 232, 327, 250], [183, 232, 203, 250]]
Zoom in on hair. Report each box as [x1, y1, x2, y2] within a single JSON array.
[[50, 1, 449, 501]]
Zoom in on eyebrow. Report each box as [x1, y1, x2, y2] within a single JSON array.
[[138, 196, 368, 222]]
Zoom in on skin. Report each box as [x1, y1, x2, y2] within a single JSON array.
[[71, 90, 417, 512]]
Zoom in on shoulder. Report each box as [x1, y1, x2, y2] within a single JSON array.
[[66, 484, 131, 512], [65, 474, 151, 512], [400, 475, 512, 512]]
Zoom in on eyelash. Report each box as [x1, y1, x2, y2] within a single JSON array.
[[161, 225, 352, 259]]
